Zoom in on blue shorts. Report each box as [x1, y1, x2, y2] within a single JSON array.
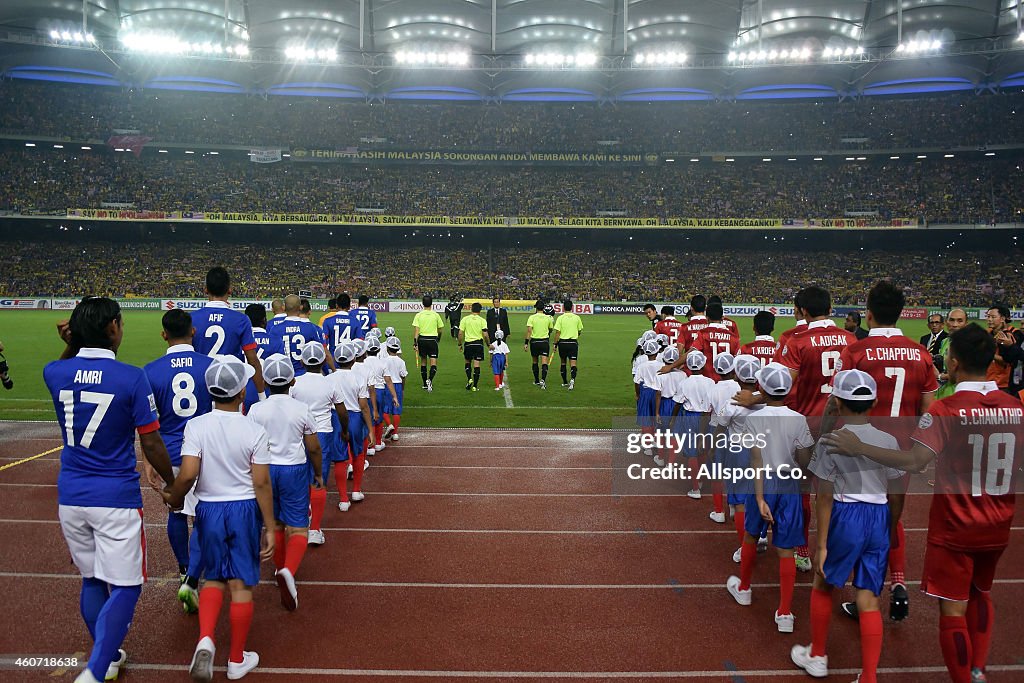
[[657, 394, 675, 419], [271, 464, 312, 528], [373, 388, 387, 425], [329, 412, 349, 463], [492, 354, 506, 375], [636, 386, 656, 426], [744, 490, 805, 549], [680, 410, 702, 457], [384, 383, 404, 415], [822, 500, 891, 595], [725, 446, 753, 506], [195, 499, 261, 586], [345, 410, 366, 458]]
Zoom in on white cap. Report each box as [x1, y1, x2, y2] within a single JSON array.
[[494, 329, 505, 340], [365, 336, 381, 352], [642, 339, 660, 356], [832, 369, 878, 401], [661, 346, 680, 364], [756, 362, 793, 396], [641, 330, 657, 342], [351, 338, 366, 357], [366, 328, 382, 339], [334, 341, 357, 364], [261, 353, 294, 386], [205, 355, 255, 398], [733, 354, 762, 384], [655, 333, 669, 346], [686, 350, 707, 371], [384, 326, 396, 338], [635, 336, 646, 347], [300, 340, 326, 365], [713, 352, 736, 376], [386, 336, 401, 351]]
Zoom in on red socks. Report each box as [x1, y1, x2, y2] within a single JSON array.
[[334, 465, 349, 503], [198, 585, 224, 641], [738, 542, 757, 591], [352, 451, 365, 492], [309, 486, 327, 530], [939, 615, 972, 683], [734, 510, 746, 544], [391, 415, 401, 433], [858, 609, 883, 683], [374, 423, 384, 445], [967, 588, 994, 671], [889, 520, 906, 586], [778, 556, 796, 616], [711, 482, 724, 514], [273, 529, 286, 569], [228, 601, 254, 665], [810, 587, 832, 657], [285, 533, 308, 576]]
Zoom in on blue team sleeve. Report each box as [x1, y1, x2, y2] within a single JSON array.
[[369, 311, 378, 327], [238, 315, 256, 352], [132, 370, 160, 432]]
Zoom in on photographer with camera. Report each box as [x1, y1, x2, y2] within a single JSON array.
[[0, 339, 12, 389]]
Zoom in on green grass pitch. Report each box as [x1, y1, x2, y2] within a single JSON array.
[[0, 311, 932, 428]]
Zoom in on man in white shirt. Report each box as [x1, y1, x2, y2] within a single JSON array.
[[330, 342, 374, 508], [248, 354, 322, 611], [163, 355, 274, 683]]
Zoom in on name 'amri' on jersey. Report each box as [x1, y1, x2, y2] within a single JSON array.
[[44, 348, 160, 509], [274, 316, 327, 374], [189, 301, 257, 360], [143, 344, 214, 466], [323, 310, 354, 357]]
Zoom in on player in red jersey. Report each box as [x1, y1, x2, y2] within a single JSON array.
[[654, 306, 686, 348], [679, 295, 709, 351], [690, 301, 740, 381], [831, 281, 937, 622], [822, 324, 1021, 683], [740, 311, 779, 366], [777, 286, 857, 419], [707, 295, 739, 336], [772, 292, 808, 362]]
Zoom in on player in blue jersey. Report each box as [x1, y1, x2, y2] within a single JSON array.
[[322, 292, 354, 358], [266, 298, 287, 336], [188, 266, 264, 395], [242, 303, 284, 413], [46, 296, 176, 683], [273, 294, 333, 376], [352, 294, 379, 339], [142, 309, 214, 614]]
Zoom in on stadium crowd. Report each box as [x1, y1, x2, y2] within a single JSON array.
[[2, 240, 1020, 306], [1, 80, 1023, 153], [2, 148, 1022, 224]]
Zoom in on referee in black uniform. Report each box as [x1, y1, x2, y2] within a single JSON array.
[[444, 295, 463, 339]]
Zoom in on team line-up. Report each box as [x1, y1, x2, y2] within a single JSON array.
[[34, 270, 1022, 683]]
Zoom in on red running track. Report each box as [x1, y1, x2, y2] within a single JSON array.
[[0, 424, 1022, 682]]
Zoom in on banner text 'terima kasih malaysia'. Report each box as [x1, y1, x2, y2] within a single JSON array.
[[63, 210, 914, 229]]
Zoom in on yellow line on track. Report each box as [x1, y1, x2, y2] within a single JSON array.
[[0, 446, 61, 472]]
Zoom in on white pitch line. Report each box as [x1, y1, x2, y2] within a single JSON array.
[[5, 518, 1017, 535], [2, 571, 1022, 591], [503, 382, 514, 408], [4, 662, 1022, 678]]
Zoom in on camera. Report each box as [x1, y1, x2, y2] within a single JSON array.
[[931, 353, 944, 374], [0, 353, 12, 390]]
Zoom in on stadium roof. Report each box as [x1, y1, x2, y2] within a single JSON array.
[[1, 1, 1023, 100]]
